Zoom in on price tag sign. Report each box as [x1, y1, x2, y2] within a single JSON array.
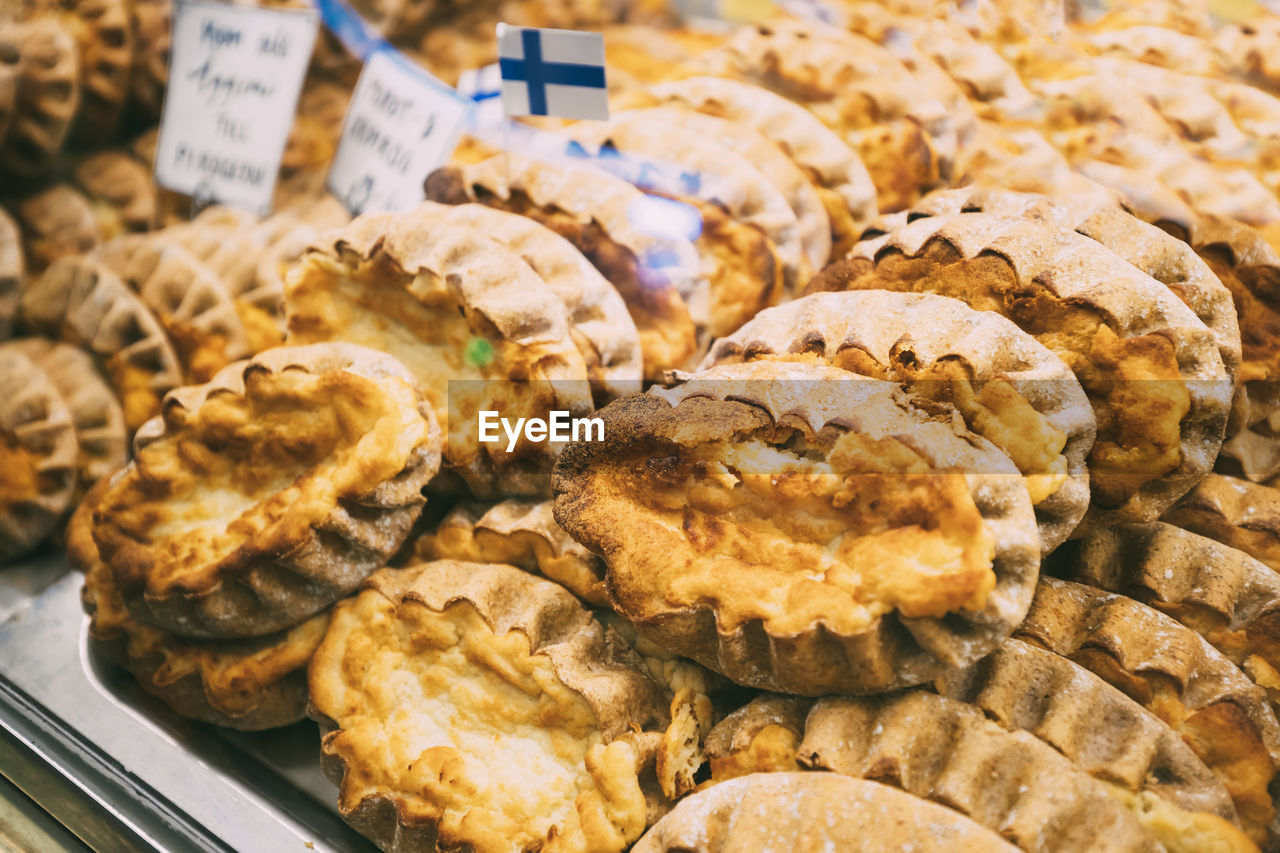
[[328, 51, 471, 215], [154, 0, 318, 215]]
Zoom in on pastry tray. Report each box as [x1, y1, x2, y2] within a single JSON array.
[[0, 558, 376, 852]]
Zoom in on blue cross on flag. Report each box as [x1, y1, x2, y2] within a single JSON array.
[[497, 24, 609, 121]]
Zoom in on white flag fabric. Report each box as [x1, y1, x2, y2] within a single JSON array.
[[497, 25, 609, 121]]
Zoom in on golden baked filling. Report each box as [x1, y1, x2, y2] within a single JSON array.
[[810, 214, 1229, 521], [624, 433, 997, 636], [100, 363, 426, 594], [284, 212, 592, 496], [310, 561, 668, 853], [555, 361, 1040, 695], [0, 434, 40, 510]]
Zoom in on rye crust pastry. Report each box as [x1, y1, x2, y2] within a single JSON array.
[[5, 338, 126, 491], [0, 347, 77, 563], [423, 152, 706, 378], [632, 772, 1019, 853], [569, 108, 809, 289], [405, 202, 643, 403], [308, 560, 670, 853], [20, 255, 183, 432], [75, 491, 325, 730], [554, 361, 1040, 695], [0, 18, 79, 176], [72, 151, 158, 234], [700, 290, 1096, 553], [1016, 576, 1280, 844], [16, 184, 101, 271], [1164, 474, 1280, 573], [809, 212, 1232, 523], [937, 638, 1253, 852], [1053, 521, 1280, 708], [411, 500, 607, 607], [92, 344, 441, 638], [97, 238, 252, 383], [799, 691, 1163, 853], [284, 208, 592, 498], [640, 76, 878, 255]]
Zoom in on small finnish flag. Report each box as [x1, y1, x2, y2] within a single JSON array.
[[457, 63, 501, 102], [497, 24, 609, 121]]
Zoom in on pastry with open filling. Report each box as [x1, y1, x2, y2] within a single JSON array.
[[6, 338, 125, 492], [554, 360, 1040, 694], [570, 108, 808, 289], [424, 151, 756, 370], [809, 212, 1231, 523], [0, 347, 77, 563], [1054, 521, 1280, 711], [412, 500, 607, 607], [58, 0, 133, 139], [74, 484, 325, 730], [405, 202, 642, 403], [0, 208, 20, 340], [632, 772, 1019, 853], [126, 0, 168, 118], [701, 290, 1095, 553], [98, 238, 251, 383], [308, 560, 669, 853], [800, 691, 1164, 853], [16, 184, 101, 271], [283, 207, 591, 498], [938, 638, 1254, 853], [0, 18, 78, 176], [91, 344, 441, 638], [1017, 576, 1280, 845], [638, 76, 878, 256], [1164, 474, 1280, 572], [72, 151, 157, 234], [20, 255, 182, 432], [689, 19, 951, 209]]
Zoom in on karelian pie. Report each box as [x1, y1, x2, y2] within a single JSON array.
[[937, 638, 1254, 853], [406, 202, 643, 403], [1053, 521, 1280, 706], [799, 691, 1163, 852], [126, 0, 168, 118], [0, 17, 79, 176], [91, 344, 441, 638], [283, 208, 592, 498], [631, 772, 1020, 853], [700, 290, 1096, 553], [554, 360, 1040, 695], [0, 36, 15, 150], [56, 0, 133, 139], [16, 184, 101, 271], [886, 187, 1242, 391], [97, 237, 252, 383], [700, 693, 809, 782], [412, 500, 607, 607], [0, 207, 20, 340], [424, 152, 706, 377], [569, 108, 810, 289], [6, 338, 125, 491], [72, 151, 158, 234], [73, 487, 326, 730], [809, 212, 1232, 523], [20, 255, 183, 431], [690, 19, 952, 209], [1017, 576, 1280, 844], [1164, 474, 1280, 571], [0, 346, 77, 563], [308, 560, 670, 853], [638, 76, 878, 256]]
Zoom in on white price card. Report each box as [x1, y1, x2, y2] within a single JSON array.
[[327, 51, 471, 215], [153, 0, 317, 215]]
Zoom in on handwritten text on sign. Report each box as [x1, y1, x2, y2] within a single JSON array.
[[154, 0, 317, 214], [328, 51, 470, 215]]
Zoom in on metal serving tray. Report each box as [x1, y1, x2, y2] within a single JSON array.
[[0, 559, 375, 853]]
